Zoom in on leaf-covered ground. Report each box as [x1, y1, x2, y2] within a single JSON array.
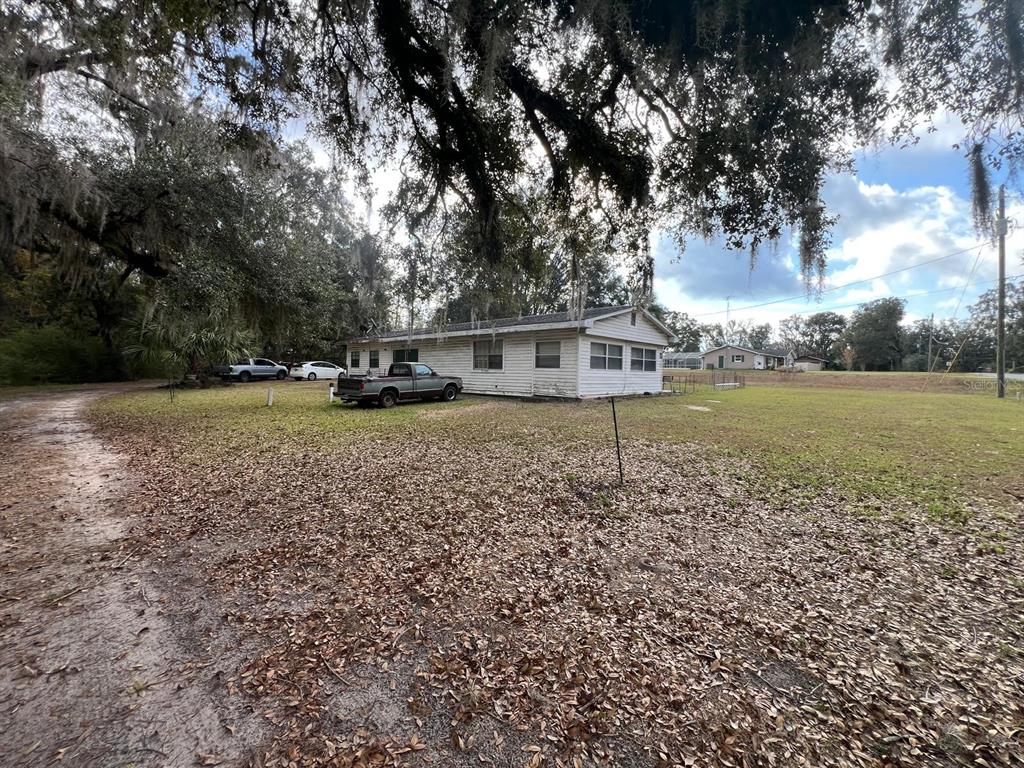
[[89, 383, 1024, 767]]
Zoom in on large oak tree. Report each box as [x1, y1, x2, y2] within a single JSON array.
[[2, 0, 1021, 301]]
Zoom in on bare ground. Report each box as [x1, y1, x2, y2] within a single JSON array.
[[0, 386, 266, 767], [3, 386, 1023, 768]]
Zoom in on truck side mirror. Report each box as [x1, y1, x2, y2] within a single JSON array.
[[431, 371, 438, 376]]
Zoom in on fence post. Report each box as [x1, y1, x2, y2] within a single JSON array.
[[328, 384, 335, 403], [266, 387, 273, 407]]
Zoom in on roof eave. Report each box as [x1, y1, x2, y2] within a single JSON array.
[[348, 318, 598, 344]]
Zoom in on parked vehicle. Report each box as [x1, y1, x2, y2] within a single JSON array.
[[336, 362, 462, 407], [213, 358, 288, 382], [289, 361, 346, 381]]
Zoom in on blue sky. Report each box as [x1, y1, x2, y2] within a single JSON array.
[[653, 125, 1023, 327]]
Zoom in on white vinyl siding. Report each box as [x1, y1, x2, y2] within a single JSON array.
[[577, 335, 663, 397], [347, 331, 578, 397], [345, 309, 671, 399], [589, 311, 669, 345]]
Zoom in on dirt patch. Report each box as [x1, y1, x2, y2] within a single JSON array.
[[0, 387, 266, 767]]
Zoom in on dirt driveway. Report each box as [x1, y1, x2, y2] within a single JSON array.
[[0, 386, 264, 767]]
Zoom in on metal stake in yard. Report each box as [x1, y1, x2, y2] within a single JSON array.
[[610, 397, 624, 486], [266, 387, 274, 407], [996, 184, 1007, 400]]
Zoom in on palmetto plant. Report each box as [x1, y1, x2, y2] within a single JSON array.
[[124, 305, 253, 383]]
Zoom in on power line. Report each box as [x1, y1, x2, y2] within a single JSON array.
[[741, 273, 1022, 321], [692, 242, 991, 318], [923, 247, 986, 384]]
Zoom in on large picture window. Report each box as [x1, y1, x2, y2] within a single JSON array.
[[473, 339, 503, 370], [631, 347, 657, 372], [393, 348, 418, 363], [590, 342, 623, 370], [535, 341, 561, 369]]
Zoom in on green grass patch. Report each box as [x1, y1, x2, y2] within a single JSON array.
[[620, 387, 1024, 521]]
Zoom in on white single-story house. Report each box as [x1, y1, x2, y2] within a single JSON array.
[[344, 306, 676, 399], [663, 351, 704, 369], [793, 354, 828, 372], [702, 345, 794, 370]]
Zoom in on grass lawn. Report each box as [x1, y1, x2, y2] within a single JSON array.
[[88, 381, 1024, 767], [96, 380, 1024, 522]]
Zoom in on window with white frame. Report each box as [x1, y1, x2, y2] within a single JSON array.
[[369, 350, 380, 368], [473, 339, 503, 369], [350, 350, 360, 368], [732, 354, 745, 363], [590, 342, 623, 370], [535, 341, 560, 368], [631, 347, 657, 371]]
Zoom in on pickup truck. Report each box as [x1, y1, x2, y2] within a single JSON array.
[[213, 358, 288, 382], [336, 362, 463, 407]]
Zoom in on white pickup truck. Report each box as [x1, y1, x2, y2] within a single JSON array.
[[213, 358, 288, 382]]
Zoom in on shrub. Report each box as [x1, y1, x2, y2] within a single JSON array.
[[0, 325, 124, 384]]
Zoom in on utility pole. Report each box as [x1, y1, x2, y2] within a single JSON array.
[[996, 185, 1007, 399], [926, 312, 934, 372]]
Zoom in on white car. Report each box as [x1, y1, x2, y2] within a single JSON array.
[[289, 361, 346, 381]]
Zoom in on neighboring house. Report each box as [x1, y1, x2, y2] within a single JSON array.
[[344, 306, 676, 399], [702, 345, 793, 370], [793, 354, 828, 372], [663, 351, 704, 369]]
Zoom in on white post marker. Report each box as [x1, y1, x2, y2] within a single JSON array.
[[328, 384, 335, 403], [266, 387, 273, 407]]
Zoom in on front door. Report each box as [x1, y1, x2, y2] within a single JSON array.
[[718, 355, 725, 369]]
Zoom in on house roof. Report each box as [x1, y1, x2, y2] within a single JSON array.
[[702, 344, 791, 358], [794, 354, 828, 362], [348, 306, 677, 344]]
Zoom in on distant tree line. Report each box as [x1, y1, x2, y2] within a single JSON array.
[[656, 281, 1024, 373]]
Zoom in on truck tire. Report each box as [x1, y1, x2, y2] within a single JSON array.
[[379, 389, 398, 408], [276, 370, 287, 380], [442, 384, 458, 401], [239, 371, 252, 383]]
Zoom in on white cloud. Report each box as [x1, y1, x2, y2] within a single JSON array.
[[654, 170, 1024, 330]]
